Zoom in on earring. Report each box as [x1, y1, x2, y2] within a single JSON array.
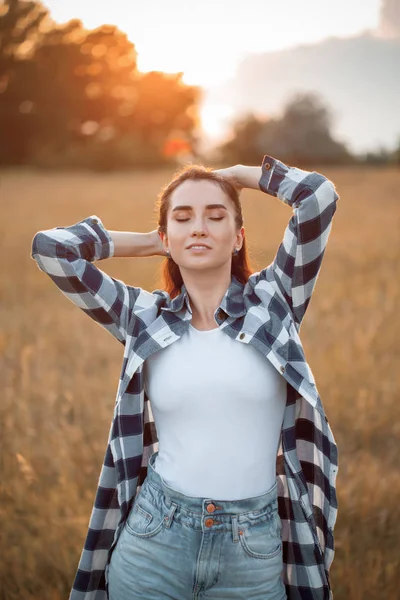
[[165, 249, 171, 258], [232, 248, 239, 256]]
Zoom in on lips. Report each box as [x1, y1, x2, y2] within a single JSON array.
[[186, 244, 211, 249]]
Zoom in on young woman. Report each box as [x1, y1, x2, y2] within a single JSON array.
[[31, 153, 339, 600]]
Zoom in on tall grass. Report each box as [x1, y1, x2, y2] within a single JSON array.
[[1, 165, 399, 599]]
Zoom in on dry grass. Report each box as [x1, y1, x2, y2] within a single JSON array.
[[1, 164, 399, 599]]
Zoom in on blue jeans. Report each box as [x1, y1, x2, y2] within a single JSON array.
[[108, 451, 287, 599]]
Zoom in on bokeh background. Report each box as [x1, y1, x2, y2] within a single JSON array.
[[1, 1, 399, 598]]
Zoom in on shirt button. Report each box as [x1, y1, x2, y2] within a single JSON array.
[[205, 518, 214, 527], [239, 333, 245, 340], [91, 218, 99, 224], [206, 504, 216, 513], [280, 365, 285, 373], [264, 162, 271, 170]]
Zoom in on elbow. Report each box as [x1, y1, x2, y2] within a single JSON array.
[[320, 178, 339, 216], [31, 231, 62, 261], [31, 230, 80, 267], [327, 179, 340, 205], [329, 182, 340, 218], [31, 231, 46, 260], [312, 171, 340, 205]]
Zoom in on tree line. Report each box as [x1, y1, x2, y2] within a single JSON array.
[[0, 0, 201, 168], [0, 0, 398, 169]]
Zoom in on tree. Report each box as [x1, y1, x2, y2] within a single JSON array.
[[0, 2, 202, 167], [0, 0, 48, 163], [30, 21, 140, 153], [0, 0, 47, 73], [217, 91, 353, 166]]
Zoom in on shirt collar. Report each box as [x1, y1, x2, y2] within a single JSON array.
[[161, 274, 247, 319]]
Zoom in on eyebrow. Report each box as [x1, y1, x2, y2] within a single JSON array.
[[171, 204, 228, 212]]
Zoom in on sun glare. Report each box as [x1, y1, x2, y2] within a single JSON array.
[[199, 103, 235, 138], [132, 36, 239, 139], [135, 41, 238, 88]]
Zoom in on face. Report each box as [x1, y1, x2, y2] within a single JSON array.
[[160, 179, 244, 274]]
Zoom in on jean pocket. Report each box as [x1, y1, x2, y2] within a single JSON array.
[[239, 512, 282, 559], [125, 493, 166, 539]]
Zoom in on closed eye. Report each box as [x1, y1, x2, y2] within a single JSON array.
[[175, 217, 224, 222]]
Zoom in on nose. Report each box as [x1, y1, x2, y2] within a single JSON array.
[[191, 220, 208, 237]]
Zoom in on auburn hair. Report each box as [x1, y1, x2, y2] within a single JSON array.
[[155, 164, 254, 299]]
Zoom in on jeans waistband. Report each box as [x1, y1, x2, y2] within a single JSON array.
[[146, 451, 278, 517]]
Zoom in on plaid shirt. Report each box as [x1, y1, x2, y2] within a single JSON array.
[[31, 154, 339, 600]]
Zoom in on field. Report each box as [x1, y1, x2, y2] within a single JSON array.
[[1, 164, 399, 599]]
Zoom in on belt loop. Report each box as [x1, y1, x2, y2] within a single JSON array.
[[231, 515, 239, 543], [164, 502, 178, 529]]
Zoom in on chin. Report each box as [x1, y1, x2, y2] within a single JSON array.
[[181, 259, 227, 272]]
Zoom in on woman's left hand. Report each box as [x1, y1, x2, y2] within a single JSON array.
[[213, 165, 243, 193]]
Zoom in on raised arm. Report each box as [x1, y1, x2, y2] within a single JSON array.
[[30, 215, 165, 345], [257, 155, 339, 328], [217, 155, 339, 329]]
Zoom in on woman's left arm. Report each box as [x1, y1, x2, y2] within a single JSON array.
[[216, 155, 340, 328]]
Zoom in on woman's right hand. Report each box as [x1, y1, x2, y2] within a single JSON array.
[[148, 229, 168, 257]]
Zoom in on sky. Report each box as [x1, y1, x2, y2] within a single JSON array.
[[41, 0, 385, 146]]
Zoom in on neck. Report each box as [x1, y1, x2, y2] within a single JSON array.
[[180, 267, 232, 325]]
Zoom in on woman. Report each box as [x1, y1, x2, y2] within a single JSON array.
[[31, 153, 339, 600]]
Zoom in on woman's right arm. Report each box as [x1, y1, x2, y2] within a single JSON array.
[[31, 215, 166, 345]]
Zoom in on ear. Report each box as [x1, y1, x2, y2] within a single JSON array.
[[236, 226, 245, 250], [159, 231, 169, 252]]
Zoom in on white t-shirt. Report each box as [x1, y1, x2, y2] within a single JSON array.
[[143, 323, 287, 500]]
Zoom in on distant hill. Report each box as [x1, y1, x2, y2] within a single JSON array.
[[205, 32, 400, 154]]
